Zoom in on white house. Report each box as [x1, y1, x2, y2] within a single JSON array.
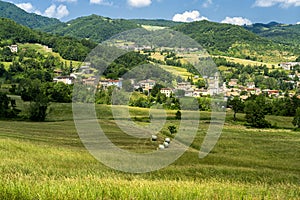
[[9, 45, 18, 53], [99, 79, 123, 89], [160, 88, 173, 97], [193, 89, 209, 97], [53, 76, 75, 85], [82, 76, 97, 85], [280, 62, 300, 71], [137, 79, 156, 91]]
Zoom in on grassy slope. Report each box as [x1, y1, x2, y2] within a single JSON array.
[[2, 43, 82, 70], [215, 55, 278, 68], [0, 102, 299, 199]]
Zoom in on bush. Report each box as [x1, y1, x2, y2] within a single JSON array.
[[175, 110, 181, 120], [168, 125, 177, 134], [244, 100, 271, 128], [28, 94, 49, 122]]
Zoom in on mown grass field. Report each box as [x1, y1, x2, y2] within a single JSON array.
[[215, 55, 278, 69], [159, 64, 194, 81], [0, 102, 300, 199]]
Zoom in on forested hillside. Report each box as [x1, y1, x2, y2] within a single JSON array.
[[0, 18, 96, 61], [173, 20, 273, 52], [0, 0, 61, 29], [245, 22, 300, 46], [173, 20, 298, 61], [40, 15, 140, 43], [130, 19, 182, 27]]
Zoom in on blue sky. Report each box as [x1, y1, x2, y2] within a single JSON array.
[[4, 0, 300, 25]]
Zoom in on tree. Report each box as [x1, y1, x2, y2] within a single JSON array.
[[244, 100, 271, 128], [51, 82, 72, 103], [18, 79, 49, 121], [228, 97, 244, 121], [150, 83, 164, 97], [175, 110, 181, 120], [28, 93, 49, 122], [168, 125, 177, 134], [0, 92, 19, 118], [292, 107, 300, 128]]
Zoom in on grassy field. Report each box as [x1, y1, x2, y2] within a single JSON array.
[[0, 102, 300, 199], [215, 56, 278, 69], [18, 43, 82, 68], [159, 64, 195, 81]]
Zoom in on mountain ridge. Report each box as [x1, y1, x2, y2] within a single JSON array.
[[0, 0, 62, 29]]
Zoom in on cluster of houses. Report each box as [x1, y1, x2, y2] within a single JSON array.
[[52, 60, 300, 100], [280, 62, 300, 71], [117, 44, 200, 53], [224, 79, 281, 100]]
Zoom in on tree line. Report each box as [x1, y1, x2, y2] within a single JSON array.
[[228, 94, 300, 128]]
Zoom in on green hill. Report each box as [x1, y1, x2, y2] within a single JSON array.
[[173, 20, 273, 52], [0, 18, 96, 61], [173, 20, 298, 62], [245, 22, 300, 46], [0, 0, 61, 29], [40, 15, 140, 43], [129, 19, 182, 27]]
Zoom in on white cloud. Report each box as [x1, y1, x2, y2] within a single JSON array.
[[172, 10, 208, 22], [16, 3, 34, 12], [44, 4, 69, 19], [127, 0, 152, 8], [254, 0, 300, 8], [221, 17, 252, 26], [202, 0, 212, 8], [90, 0, 113, 6], [297, 22, 300, 24], [16, 2, 41, 14]]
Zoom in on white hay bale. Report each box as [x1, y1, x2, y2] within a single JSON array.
[[163, 142, 169, 148], [158, 144, 165, 150], [165, 138, 170, 143], [151, 135, 158, 141]]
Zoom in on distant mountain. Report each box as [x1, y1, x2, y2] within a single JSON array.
[[245, 22, 300, 46], [0, 0, 61, 29], [173, 20, 300, 62], [40, 15, 140, 43], [173, 20, 271, 52], [129, 19, 182, 27]]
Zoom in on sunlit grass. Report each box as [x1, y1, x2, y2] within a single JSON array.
[[0, 104, 299, 199], [216, 55, 277, 68]]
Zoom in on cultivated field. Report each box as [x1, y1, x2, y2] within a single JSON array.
[[0, 103, 299, 199]]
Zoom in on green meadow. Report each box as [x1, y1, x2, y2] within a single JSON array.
[[0, 102, 299, 199]]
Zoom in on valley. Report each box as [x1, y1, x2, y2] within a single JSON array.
[[0, 0, 300, 199]]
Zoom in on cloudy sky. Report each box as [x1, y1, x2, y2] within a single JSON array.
[[4, 0, 300, 25]]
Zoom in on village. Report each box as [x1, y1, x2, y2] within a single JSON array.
[[52, 61, 300, 101]]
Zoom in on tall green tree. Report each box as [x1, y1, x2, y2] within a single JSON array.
[[28, 93, 49, 122], [244, 100, 271, 128], [228, 97, 244, 121]]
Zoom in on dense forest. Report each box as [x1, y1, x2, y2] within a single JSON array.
[[40, 15, 140, 43], [0, 0, 61, 29], [245, 22, 300, 46]]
